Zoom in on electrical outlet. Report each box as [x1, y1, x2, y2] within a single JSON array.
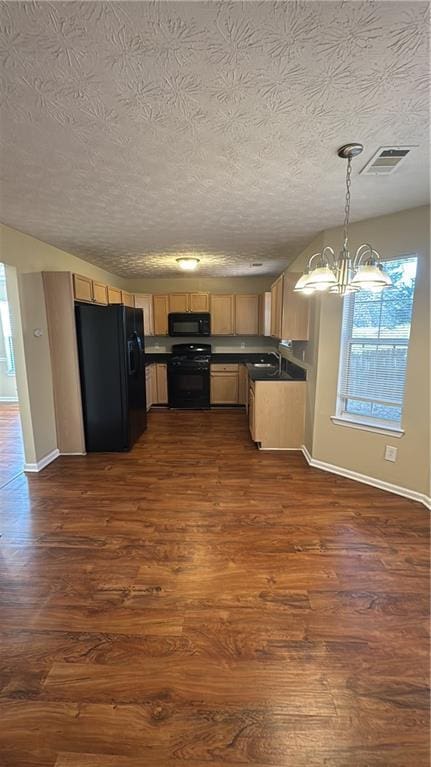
[[384, 445, 398, 462], [240, 342, 246, 349]]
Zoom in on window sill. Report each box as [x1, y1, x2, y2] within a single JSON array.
[[330, 416, 405, 438]]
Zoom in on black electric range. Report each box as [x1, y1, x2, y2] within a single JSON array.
[[167, 343, 211, 409]]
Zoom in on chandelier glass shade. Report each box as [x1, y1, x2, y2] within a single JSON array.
[[294, 144, 392, 297]]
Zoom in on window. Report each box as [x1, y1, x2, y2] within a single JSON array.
[[336, 255, 417, 430], [0, 263, 16, 376]]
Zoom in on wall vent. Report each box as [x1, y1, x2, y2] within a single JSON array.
[[360, 146, 416, 176]]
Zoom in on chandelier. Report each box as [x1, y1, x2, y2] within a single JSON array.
[[294, 144, 392, 297]]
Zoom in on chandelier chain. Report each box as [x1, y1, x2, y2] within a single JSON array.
[[343, 156, 352, 254]]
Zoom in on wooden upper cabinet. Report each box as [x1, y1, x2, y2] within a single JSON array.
[[189, 293, 209, 312], [235, 294, 259, 335], [281, 273, 310, 340], [135, 294, 154, 336], [168, 293, 209, 312], [270, 275, 284, 339], [92, 282, 108, 305], [259, 292, 271, 336], [169, 293, 189, 313], [210, 294, 235, 335], [153, 295, 169, 335], [107, 286, 122, 304], [73, 274, 93, 303], [121, 291, 135, 308]]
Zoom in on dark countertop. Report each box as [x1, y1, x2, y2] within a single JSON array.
[[144, 353, 171, 365], [145, 351, 306, 381], [210, 352, 275, 364]]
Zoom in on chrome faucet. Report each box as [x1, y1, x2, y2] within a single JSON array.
[[272, 351, 282, 376]]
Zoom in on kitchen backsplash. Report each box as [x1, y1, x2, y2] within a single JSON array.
[[146, 336, 277, 353]]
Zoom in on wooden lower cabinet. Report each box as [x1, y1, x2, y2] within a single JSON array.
[[155, 364, 168, 404], [248, 384, 256, 440], [238, 364, 248, 405], [210, 364, 239, 404], [146, 363, 168, 408], [145, 365, 153, 411], [248, 379, 305, 449]]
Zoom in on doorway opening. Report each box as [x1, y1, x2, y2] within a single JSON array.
[[0, 262, 24, 486]]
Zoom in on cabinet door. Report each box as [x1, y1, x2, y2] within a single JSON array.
[[235, 294, 259, 335], [281, 273, 310, 340], [270, 276, 283, 338], [92, 282, 108, 305], [189, 293, 209, 312], [258, 292, 271, 336], [210, 295, 234, 335], [122, 291, 135, 308], [135, 294, 154, 336], [73, 274, 93, 303], [153, 295, 169, 335], [155, 364, 168, 404], [107, 286, 122, 304], [145, 366, 153, 411], [169, 293, 189, 313], [248, 386, 256, 439], [210, 373, 239, 404], [238, 364, 248, 405]]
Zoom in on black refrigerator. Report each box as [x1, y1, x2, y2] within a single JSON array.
[[75, 303, 147, 451]]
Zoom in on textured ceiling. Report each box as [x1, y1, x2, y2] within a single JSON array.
[[0, 1, 429, 278]]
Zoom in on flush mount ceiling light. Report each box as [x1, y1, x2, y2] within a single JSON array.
[[294, 144, 392, 298], [176, 257, 200, 271]]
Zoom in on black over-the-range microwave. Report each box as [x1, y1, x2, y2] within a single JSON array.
[[168, 312, 211, 337]]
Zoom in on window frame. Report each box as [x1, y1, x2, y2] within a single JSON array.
[[333, 253, 418, 436]]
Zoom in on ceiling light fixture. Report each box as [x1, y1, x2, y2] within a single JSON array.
[[294, 144, 392, 297], [176, 257, 200, 271]]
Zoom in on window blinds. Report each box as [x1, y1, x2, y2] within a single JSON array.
[[337, 256, 417, 425]]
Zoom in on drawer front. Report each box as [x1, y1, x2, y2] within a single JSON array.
[[211, 363, 239, 373]]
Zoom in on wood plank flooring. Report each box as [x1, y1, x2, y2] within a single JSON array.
[[0, 409, 429, 766], [0, 403, 23, 488]]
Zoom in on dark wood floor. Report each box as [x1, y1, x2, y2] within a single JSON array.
[[0, 409, 429, 766], [0, 403, 24, 489]]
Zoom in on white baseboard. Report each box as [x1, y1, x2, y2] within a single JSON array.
[[24, 448, 59, 473], [301, 445, 430, 509], [60, 452, 86, 456], [258, 446, 303, 451]]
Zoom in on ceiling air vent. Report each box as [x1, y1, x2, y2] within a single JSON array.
[[360, 146, 416, 176]]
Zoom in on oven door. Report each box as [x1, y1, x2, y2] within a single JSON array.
[[168, 364, 210, 409]]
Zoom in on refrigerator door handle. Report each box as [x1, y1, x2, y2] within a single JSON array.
[[127, 339, 137, 375]]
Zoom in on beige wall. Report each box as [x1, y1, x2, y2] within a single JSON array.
[[288, 205, 430, 498], [130, 276, 273, 294], [0, 224, 126, 465], [0, 223, 127, 287]]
